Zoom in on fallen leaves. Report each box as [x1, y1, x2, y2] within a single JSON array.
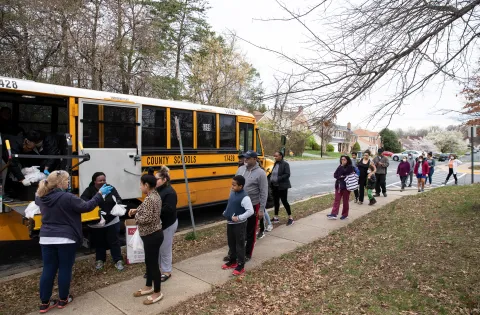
[[166, 184, 480, 314]]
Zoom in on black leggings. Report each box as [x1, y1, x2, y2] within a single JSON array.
[[272, 186, 292, 216], [445, 168, 458, 183], [358, 176, 367, 202], [141, 230, 164, 293]]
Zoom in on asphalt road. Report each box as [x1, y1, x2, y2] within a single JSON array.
[[289, 157, 480, 201]]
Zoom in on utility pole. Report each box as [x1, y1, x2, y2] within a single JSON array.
[[471, 126, 476, 184], [320, 121, 324, 158]]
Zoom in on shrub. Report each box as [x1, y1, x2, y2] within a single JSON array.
[[352, 141, 361, 152], [327, 144, 335, 152], [312, 142, 321, 151]]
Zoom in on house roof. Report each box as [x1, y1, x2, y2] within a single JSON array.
[[253, 111, 264, 121], [335, 125, 350, 131], [354, 129, 379, 137], [358, 137, 378, 146]]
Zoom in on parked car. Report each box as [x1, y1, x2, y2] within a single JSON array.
[[391, 150, 422, 161], [382, 151, 394, 157], [438, 153, 451, 162]]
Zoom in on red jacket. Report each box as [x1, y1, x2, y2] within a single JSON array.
[[414, 161, 429, 175]]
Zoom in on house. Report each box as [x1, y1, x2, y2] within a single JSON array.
[[353, 128, 381, 154], [257, 106, 309, 132], [400, 136, 423, 150], [328, 122, 357, 153]]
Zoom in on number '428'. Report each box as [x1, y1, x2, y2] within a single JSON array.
[[0, 79, 18, 89]]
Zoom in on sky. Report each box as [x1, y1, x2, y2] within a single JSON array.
[[207, 0, 467, 131]]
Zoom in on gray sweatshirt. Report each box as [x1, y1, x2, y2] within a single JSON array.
[[373, 155, 390, 175], [407, 157, 415, 173], [236, 164, 268, 211]]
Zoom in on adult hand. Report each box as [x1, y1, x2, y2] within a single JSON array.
[[43, 169, 50, 176], [98, 184, 113, 195], [258, 209, 264, 219], [22, 179, 31, 186], [128, 209, 137, 217], [232, 216, 239, 222]]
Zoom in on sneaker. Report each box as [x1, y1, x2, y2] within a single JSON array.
[[340, 216, 348, 220], [408, 184, 412, 187], [245, 256, 251, 262], [221, 261, 238, 270], [370, 198, 377, 205], [257, 231, 265, 239], [354, 198, 358, 203], [39, 300, 58, 313], [286, 219, 294, 226], [358, 201, 363, 205], [223, 255, 231, 262], [327, 214, 337, 220], [95, 260, 104, 270], [421, 189, 424, 192], [233, 264, 245, 276], [271, 217, 280, 224], [455, 181, 458, 185], [265, 224, 273, 232], [383, 193, 387, 197], [374, 193, 380, 197], [115, 260, 124, 271], [57, 295, 73, 309], [418, 189, 421, 193]]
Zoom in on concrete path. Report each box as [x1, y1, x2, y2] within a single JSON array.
[[27, 189, 417, 315]]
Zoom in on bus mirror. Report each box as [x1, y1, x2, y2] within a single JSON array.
[[281, 135, 286, 146]]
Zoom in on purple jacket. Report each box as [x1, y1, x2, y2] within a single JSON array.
[[334, 165, 354, 190], [36, 189, 103, 244], [397, 161, 411, 177]]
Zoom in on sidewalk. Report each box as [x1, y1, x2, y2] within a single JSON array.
[[27, 189, 417, 315]]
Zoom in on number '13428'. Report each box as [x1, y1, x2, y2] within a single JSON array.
[[0, 79, 18, 89]]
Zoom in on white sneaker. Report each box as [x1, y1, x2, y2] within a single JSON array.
[[265, 224, 273, 232]]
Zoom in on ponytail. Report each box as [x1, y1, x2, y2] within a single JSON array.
[[36, 170, 69, 197]]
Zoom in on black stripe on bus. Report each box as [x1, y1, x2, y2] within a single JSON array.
[[176, 200, 228, 212], [143, 162, 237, 172], [142, 149, 241, 155], [170, 174, 233, 185]]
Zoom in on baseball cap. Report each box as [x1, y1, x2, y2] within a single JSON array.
[[238, 153, 245, 158], [244, 150, 258, 159]]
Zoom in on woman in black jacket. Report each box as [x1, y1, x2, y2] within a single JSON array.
[[155, 166, 178, 282], [270, 151, 294, 226], [81, 172, 124, 271]]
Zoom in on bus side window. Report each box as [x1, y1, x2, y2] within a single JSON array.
[[219, 115, 235, 148], [197, 112, 216, 148], [171, 109, 193, 148], [142, 106, 166, 152], [256, 130, 263, 156]]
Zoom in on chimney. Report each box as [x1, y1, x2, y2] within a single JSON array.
[[347, 122, 351, 130]]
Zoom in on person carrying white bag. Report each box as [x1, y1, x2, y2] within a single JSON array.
[[80, 172, 125, 271]]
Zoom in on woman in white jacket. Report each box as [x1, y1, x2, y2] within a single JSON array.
[[444, 154, 462, 185]]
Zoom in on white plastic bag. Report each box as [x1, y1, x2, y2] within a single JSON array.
[[25, 201, 40, 219], [88, 211, 106, 228], [128, 229, 144, 251], [110, 195, 127, 216], [21, 166, 47, 183]]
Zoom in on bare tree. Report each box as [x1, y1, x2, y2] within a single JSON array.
[[250, 0, 480, 126]]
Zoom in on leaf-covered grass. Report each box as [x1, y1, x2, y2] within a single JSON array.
[[0, 193, 336, 315], [166, 185, 480, 315]]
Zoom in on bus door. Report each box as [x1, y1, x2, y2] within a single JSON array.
[[78, 99, 142, 199]]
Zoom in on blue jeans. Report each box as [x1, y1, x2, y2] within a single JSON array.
[[40, 243, 77, 302], [428, 168, 434, 184]]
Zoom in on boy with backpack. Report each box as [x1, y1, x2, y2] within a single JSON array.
[[222, 175, 254, 276]]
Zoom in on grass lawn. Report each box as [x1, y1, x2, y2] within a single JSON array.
[[0, 193, 337, 314], [166, 185, 480, 315]]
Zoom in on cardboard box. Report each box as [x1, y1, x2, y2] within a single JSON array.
[[125, 219, 145, 264]]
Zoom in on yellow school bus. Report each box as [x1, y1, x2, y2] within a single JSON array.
[[0, 76, 274, 241]]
